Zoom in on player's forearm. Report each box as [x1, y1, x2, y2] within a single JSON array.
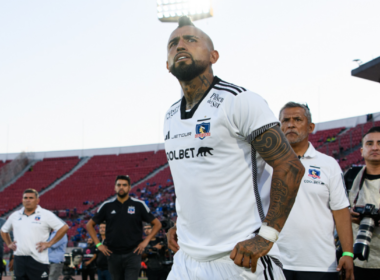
[[48, 225, 69, 247], [263, 161, 304, 232], [0, 231, 12, 246], [86, 220, 101, 245], [253, 126, 304, 232], [333, 207, 353, 253]]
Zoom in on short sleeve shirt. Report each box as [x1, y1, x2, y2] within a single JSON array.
[[163, 76, 280, 261], [92, 197, 155, 254], [1, 206, 65, 264], [277, 143, 349, 272]]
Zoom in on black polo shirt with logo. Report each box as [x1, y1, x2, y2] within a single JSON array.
[[92, 197, 155, 254]]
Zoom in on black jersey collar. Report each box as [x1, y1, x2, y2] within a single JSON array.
[[180, 76, 220, 120]]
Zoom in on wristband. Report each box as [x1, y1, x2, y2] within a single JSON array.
[[342, 252, 354, 258], [96, 243, 102, 248], [258, 224, 280, 243]]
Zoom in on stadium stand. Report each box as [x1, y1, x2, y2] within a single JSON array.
[[0, 160, 10, 170], [39, 150, 168, 213], [0, 157, 80, 216]]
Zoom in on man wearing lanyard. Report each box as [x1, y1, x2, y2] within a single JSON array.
[[48, 230, 68, 280], [349, 126, 380, 278], [0, 189, 68, 280]]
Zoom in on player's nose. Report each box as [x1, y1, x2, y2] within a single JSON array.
[[176, 38, 187, 51]]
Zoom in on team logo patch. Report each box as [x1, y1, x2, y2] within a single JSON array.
[[128, 206, 135, 214], [35, 216, 41, 221], [308, 169, 321, 179], [195, 122, 211, 140]]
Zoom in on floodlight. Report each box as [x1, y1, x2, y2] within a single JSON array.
[[157, 0, 213, 22]]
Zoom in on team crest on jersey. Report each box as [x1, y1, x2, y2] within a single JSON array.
[[128, 206, 135, 214], [308, 169, 321, 179], [195, 122, 211, 140], [35, 216, 41, 221]]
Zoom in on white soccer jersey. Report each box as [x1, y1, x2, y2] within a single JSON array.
[[276, 143, 349, 272], [1, 205, 65, 264], [163, 76, 280, 261]]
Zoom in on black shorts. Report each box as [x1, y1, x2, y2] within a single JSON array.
[[354, 266, 380, 280], [14, 256, 49, 280], [284, 269, 339, 280]]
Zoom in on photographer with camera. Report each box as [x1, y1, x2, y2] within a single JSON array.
[[349, 127, 380, 279], [142, 224, 168, 280]]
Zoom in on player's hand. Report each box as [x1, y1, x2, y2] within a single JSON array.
[[98, 244, 112, 257], [350, 209, 360, 225], [134, 239, 149, 255], [167, 225, 180, 253], [154, 243, 163, 250], [85, 261, 91, 267], [230, 235, 273, 273], [9, 259, 14, 271], [36, 242, 51, 252], [8, 241, 17, 251], [337, 256, 354, 280]]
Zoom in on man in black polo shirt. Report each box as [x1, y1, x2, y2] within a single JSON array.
[[86, 175, 162, 280]]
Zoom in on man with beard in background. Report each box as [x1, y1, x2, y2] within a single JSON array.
[[86, 175, 162, 280]]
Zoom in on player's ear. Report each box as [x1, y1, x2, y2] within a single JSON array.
[[166, 61, 170, 72], [210, 50, 219, 64]]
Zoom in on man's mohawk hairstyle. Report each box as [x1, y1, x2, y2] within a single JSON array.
[[178, 16, 195, 28]]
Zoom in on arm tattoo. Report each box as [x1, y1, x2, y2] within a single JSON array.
[[252, 126, 304, 231]]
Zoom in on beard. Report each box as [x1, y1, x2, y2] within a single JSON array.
[[287, 131, 308, 144], [117, 190, 128, 198], [170, 58, 209, 82]]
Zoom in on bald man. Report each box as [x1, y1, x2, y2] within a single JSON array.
[[164, 16, 304, 280]]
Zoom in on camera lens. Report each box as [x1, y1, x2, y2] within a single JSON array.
[[353, 217, 375, 261]]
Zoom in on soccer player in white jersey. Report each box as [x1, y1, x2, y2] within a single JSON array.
[[277, 102, 354, 280], [164, 16, 305, 280]]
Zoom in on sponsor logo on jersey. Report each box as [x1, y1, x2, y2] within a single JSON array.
[[166, 147, 213, 161], [308, 169, 321, 179], [165, 131, 170, 141], [111, 210, 116, 214], [128, 206, 135, 214], [172, 132, 191, 139], [195, 122, 211, 140], [41, 272, 48, 278], [304, 179, 325, 185], [35, 216, 41, 221], [166, 105, 180, 120], [207, 93, 224, 108]]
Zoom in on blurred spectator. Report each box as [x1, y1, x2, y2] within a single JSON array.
[[48, 230, 68, 280], [95, 223, 111, 280], [81, 238, 97, 280]]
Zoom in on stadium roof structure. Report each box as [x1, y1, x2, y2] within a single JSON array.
[[351, 56, 380, 83]]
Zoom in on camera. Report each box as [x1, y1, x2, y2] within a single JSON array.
[[353, 204, 380, 261], [144, 241, 165, 255], [62, 248, 83, 280]]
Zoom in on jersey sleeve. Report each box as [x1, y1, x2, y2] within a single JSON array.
[[328, 161, 350, 210], [92, 203, 107, 224], [0, 215, 14, 233], [140, 202, 155, 223], [226, 91, 279, 141], [46, 211, 66, 231]]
